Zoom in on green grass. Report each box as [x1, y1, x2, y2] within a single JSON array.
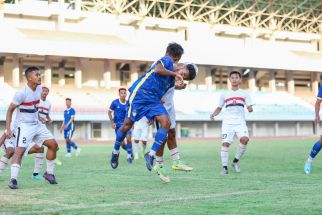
[[1, 138, 322, 214]]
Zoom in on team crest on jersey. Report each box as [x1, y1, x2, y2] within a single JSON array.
[[233, 99, 237, 104], [132, 109, 137, 117]]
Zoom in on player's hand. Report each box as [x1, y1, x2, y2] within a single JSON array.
[[111, 123, 116, 129], [39, 117, 46, 124], [160, 99, 165, 104], [5, 129, 13, 139], [210, 113, 215, 120], [315, 115, 320, 124], [175, 73, 183, 82], [148, 118, 155, 126]]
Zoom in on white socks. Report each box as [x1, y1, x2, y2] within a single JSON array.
[[46, 160, 55, 174], [33, 153, 44, 174], [235, 143, 247, 160], [170, 148, 180, 161], [156, 156, 164, 167], [307, 156, 314, 164], [0, 157, 9, 174], [221, 146, 229, 167], [11, 164, 21, 180]]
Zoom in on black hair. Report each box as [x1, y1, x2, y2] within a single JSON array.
[[229, 71, 241, 78], [25, 66, 40, 78], [42, 86, 49, 92], [66, 98, 72, 101], [166, 42, 184, 58], [118, 88, 127, 93], [186, 64, 197, 81]]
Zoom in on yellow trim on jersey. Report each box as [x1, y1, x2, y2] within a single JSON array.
[[127, 69, 155, 117]]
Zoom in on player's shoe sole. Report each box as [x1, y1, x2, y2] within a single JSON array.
[[153, 166, 170, 183], [304, 162, 311, 174]]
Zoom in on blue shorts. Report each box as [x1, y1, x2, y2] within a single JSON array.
[[127, 101, 168, 122], [115, 125, 132, 136], [64, 129, 75, 139]]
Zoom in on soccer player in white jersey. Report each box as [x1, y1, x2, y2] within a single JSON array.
[[153, 63, 198, 182], [132, 116, 150, 159], [210, 71, 253, 175], [5, 66, 59, 189]]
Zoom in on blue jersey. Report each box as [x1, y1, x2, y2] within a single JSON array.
[[317, 84, 322, 99], [109, 99, 128, 127], [128, 56, 175, 103], [64, 107, 76, 131]]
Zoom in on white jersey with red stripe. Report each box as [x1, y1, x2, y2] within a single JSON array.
[[218, 89, 252, 125], [38, 99, 51, 122], [11, 84, 42, 125]]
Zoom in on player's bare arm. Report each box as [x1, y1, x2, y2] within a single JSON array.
[[210, 107, 222, 120], [155, 62, 183, 82], [5, 103, 17, 138], [108, 109, 116, 129], [0, 133, 6, 148], [47, 115, 53, 125], [315, 99, 321, 124], [59, 121, 64, 133]]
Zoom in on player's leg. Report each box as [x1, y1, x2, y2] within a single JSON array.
[[220, 124, 234, 175], [0, 135, 15, 175], [9, 147, 26, 189], [167, 129, 193, 171], [154, 141, 170, 183], [125, 131, 133, 163], [42, 139, 58, 184], [132, 128, 141, 159], [69, 130, 81, 156], [110, 118, 134, 169], [64, 130, 72, 157], [304, 136, 322, 174], [232, 124, 250, 173], [144, 113, 170, 171], [28, 145, 45, 180]]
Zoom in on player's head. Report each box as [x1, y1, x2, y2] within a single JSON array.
[[166, 42, 184, 63], [175, 63, 198, 81], [118, 87, 127, 100], [41, 86, 49, 98], [25, 66, 41, 85], [229, 71, 242, 87], [65, 98, 72, 108]]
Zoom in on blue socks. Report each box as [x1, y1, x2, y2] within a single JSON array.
[[66, 143, 71, 153], [114, 129, 127, 152], [70, 141, 78, 149], [126, 144, 132, 155], [150, 127, 168, 154], [310, 141, 322, 158]]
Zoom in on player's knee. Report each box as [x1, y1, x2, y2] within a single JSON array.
[[66, 139, 71, 143], [240, 137, 249, 145], [6, 148, 15, 158], [222, 142, 230, 147]]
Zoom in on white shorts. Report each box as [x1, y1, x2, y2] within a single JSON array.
[[167, 106, 176, 129], [133, 127, 149, 141], [14, 123, 53, 149], [221, 123, 249, 144], [3, 136, 15, 149]]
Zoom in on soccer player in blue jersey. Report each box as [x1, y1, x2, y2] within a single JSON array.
[[108, 87, 133, 163], [60, 98, 80, 157], [110, 42, 185, 170], [304, 84, 322, 174]]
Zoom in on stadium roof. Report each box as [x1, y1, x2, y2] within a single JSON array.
[[80, 0, 322, 34]]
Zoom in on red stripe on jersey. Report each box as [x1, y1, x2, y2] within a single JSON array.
[[38, 106, 49, 111], [224, 97, 245, 103], [21, 100, 40, 106]]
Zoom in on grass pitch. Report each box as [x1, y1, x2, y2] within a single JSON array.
[[1, 138, 322, 214]]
